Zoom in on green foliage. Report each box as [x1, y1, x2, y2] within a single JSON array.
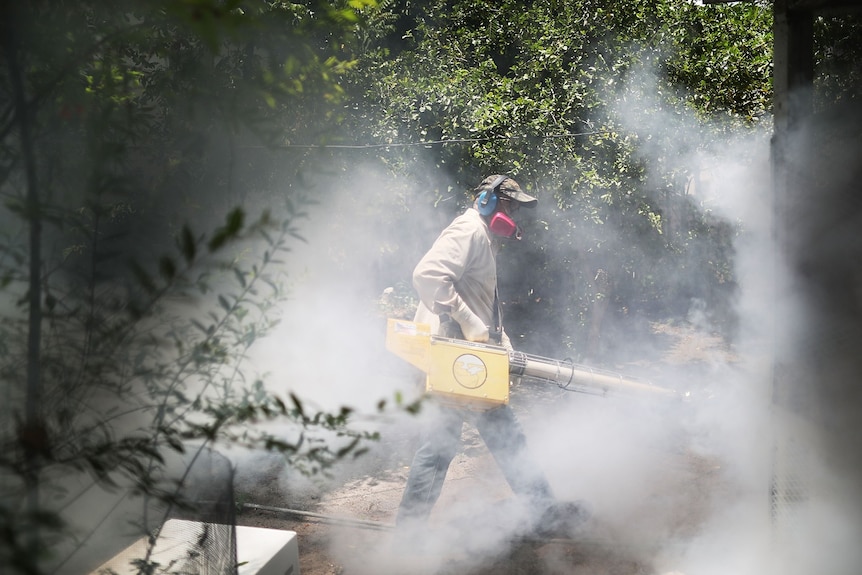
[[661, 1, 773, 123], [0, 1, 381, 573], [813, 13, 862, 108], [347, 0, 775, 358]]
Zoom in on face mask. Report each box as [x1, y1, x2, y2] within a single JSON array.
[[489, 211, 523, 240]]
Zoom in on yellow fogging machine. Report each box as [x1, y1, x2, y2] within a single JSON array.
[[386, 318, 678, 410]]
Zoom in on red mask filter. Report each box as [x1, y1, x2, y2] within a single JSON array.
[[489, 212, 522, 240]]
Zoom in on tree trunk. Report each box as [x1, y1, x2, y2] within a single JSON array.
[[3, 0, 45, 554]]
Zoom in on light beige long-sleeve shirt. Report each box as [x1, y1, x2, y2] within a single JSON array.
[[412, 207, 511, 349]]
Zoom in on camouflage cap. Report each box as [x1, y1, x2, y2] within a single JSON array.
[[475, 175, 538, 208]]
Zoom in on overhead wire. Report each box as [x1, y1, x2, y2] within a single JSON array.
[[243, 130, 609, 150]]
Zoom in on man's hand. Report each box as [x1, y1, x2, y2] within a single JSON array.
[[500, 329, 514, 352], [451, 299, 490, 343]]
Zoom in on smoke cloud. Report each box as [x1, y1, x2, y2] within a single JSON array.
[[230, 75, 862, 575]]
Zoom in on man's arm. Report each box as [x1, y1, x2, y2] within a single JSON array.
[[413, 219, 490, 342]]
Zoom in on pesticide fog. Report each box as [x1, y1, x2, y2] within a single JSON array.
[[232, 97, 862, 574]]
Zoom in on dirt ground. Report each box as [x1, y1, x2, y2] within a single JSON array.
[[233, 322, 735, 575]]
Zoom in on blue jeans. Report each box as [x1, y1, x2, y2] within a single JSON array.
[[395, 402, 555, 526]]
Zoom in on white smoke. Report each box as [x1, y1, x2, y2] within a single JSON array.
[[228, 75, 862, 575]]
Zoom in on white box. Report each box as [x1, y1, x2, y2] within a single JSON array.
[[236, 524, 300, 575], [90, 519, 300, 575]]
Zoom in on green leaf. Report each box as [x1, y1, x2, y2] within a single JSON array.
[[159, 256, 176, 280], [129, 259, 157, 294], [180, 225, 196, 263], [209, 208, 246, 252], [218, 294, 231, 311], [289, 392, 305, 417], [234, 268, 247, 288], [336, 437, 360, 458]]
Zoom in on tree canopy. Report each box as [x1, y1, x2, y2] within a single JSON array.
[[346, 0, 775, 357]]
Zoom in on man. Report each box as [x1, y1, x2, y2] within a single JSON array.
[[395, 174, 589, 539]]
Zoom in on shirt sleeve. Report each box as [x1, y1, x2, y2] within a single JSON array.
[[412, 216, 477, 315]]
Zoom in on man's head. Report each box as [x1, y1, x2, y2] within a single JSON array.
[[473, 175, 538, 211], [473, 175, 536, 239]]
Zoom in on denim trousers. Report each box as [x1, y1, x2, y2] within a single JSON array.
[[395, 402, 554, 526]]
